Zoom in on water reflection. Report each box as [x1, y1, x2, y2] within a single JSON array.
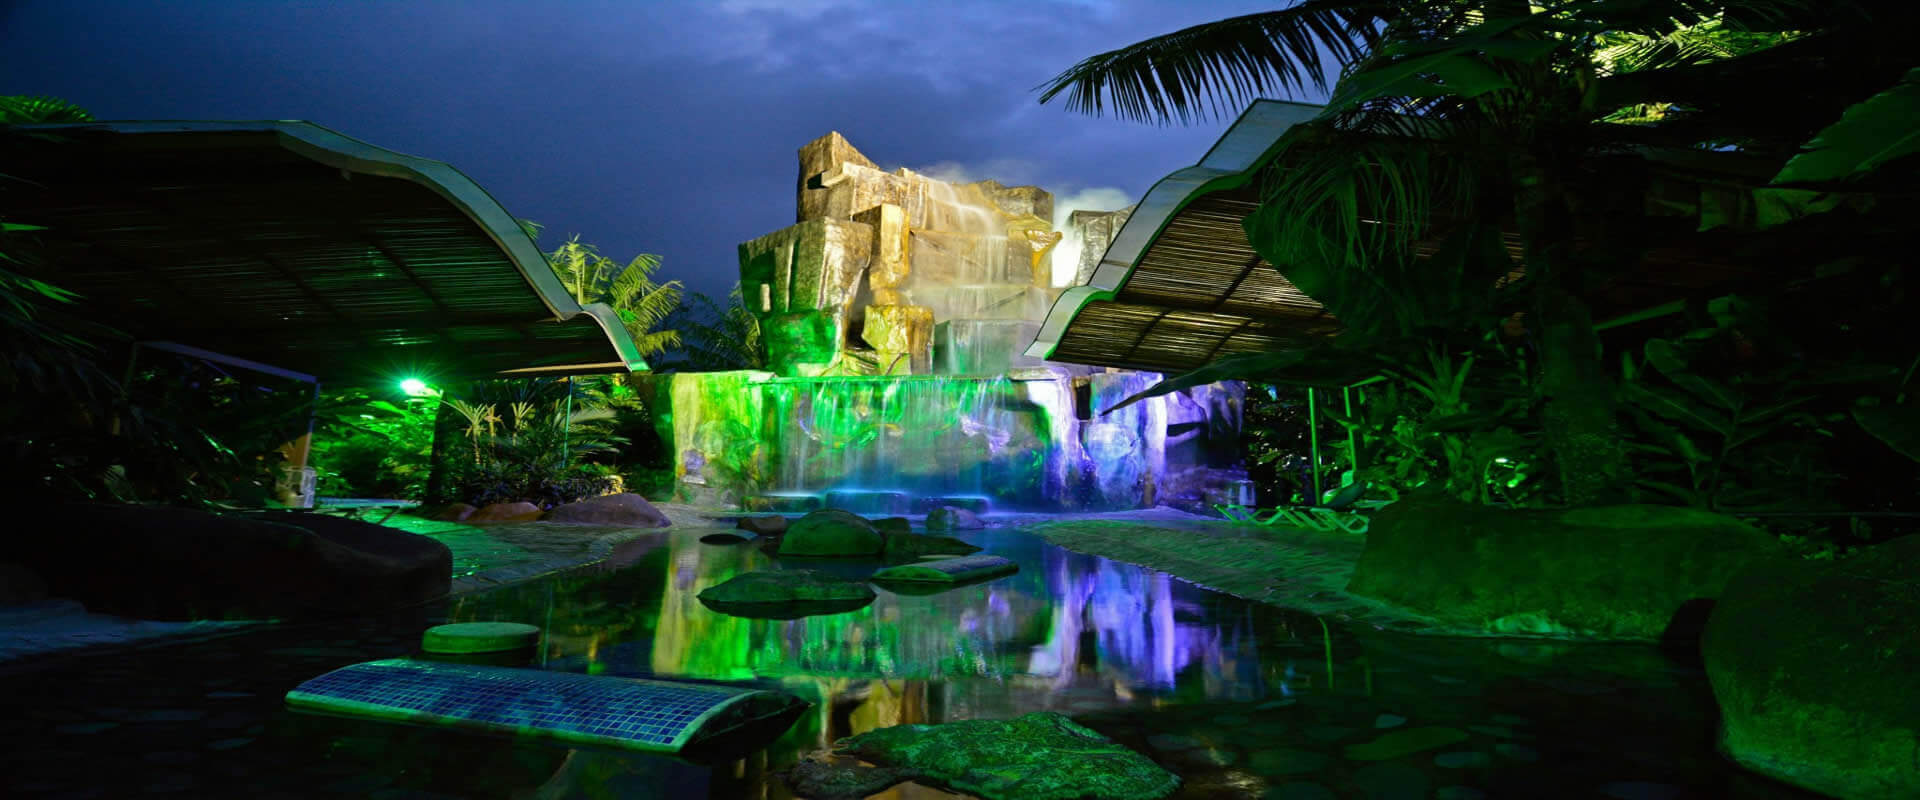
[[447, 526, 1350, 791], [431, 525, 1787, 799]]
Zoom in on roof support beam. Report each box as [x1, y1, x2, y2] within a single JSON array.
[[1210, 253, 1266, 313], [137, 340, 318, 383]]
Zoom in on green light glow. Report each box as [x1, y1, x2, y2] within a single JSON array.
[[400, 378, 433, 397]]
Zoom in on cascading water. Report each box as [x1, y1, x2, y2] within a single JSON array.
[[756, 374, 1076, 512], [670, 131, 1247, 513]]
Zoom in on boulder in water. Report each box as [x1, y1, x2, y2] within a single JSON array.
[[926, 505, 986, 532], [783, 758, 915, 800], [873, 516, 912, 536], [1703, 535, 1920, 800], [872, 554, 1016, 584], [834, 711, 1179, 800], [698, 569, 877, 620], [883, 533, 982, 560], [1347, 490, 1783, 639], [543, 493, 670, 527], [777, 509, 884, 557], [737, 515, 789, 536], [468, 501, 542, 522], [418, 502, 476, 522]]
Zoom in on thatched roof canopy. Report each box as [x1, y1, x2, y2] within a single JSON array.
[[0, 121, 646, 385]]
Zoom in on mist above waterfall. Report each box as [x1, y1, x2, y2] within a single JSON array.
[[1050, 186, 1132, 287]]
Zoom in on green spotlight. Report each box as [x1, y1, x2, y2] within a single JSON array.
[[401, 378, 433, 397]]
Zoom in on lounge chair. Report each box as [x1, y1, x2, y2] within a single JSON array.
[[1216, 480, 1371, 534]]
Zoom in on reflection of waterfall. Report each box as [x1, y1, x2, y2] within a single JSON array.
[[1027, 547, 1268, 695], [760, 375, 1072, 510]]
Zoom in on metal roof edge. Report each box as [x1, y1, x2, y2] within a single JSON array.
[[13, 120, 651, 373], [1025, 100, 1324, 361]]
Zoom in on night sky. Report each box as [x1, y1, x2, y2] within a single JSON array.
[[1, 0, 1301, 301]]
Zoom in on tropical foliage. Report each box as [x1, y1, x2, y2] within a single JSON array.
[[431, 377, 627, 508], [308, 390, 439, 500], [659, 286, 764, 372], [541, 231, 683, 359], [1045, 0, 1919, 521]]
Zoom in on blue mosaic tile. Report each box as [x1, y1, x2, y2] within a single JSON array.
[[285, 659, 757, 751]]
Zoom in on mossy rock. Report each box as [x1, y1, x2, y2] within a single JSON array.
[[698, 570, 875, 604], [835, 711, 1179, 800], [698, 570, 876, 620], [926, 505, 986, 532], [882, 533, 982, 560], [1347, 491, 1782, 640], [737, 515, 788, 536], [873, 517, 912, 536], [1703, 535, 1920, 800], [420, 622, 541, 654], [777, 509, 883, 557], [871, 554, 1016, 584]]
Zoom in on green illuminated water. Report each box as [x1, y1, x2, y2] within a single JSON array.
[[0, 520, 1819, 799]]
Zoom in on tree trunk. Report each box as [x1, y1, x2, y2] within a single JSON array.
[[1512, 152, 1629, 506], [423, 399, 458, 504]]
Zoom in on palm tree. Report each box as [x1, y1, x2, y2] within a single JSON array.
[[1037, 0, 1913, 505], [545, 234, 683, 359]]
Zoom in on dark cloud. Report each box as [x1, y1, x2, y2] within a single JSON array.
[[2, 0, 1301, 299]]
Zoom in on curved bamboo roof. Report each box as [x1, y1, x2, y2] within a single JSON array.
[[0, 120, 647, 385], [1026, 101, 1337, 372], [1026, 99, 1806, 373]]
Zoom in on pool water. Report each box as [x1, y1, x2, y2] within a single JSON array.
[[0, 522, 1821, 799]]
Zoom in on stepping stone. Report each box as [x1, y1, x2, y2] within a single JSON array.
[[1494, 743, 1540, 762], [420, 622, 541, 654], [1434, 751, 1492, 769], [1148, 733, 1205, 752], [1304, 725, 1357, 743], [1600, 782, 1686, 800], [124, 710, 207, 723], [1352, 762, 1429, 800], [870, 554, 1017, 583], [1249, 747, 1332, 776], [1264, 781, 1337, 800], [1344, 727, 1468, 761], [1374, 713, 1407, 728]]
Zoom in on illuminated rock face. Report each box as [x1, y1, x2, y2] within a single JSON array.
[[746, 131, 1067, 377], [1068, 206, 1135, 286], [671, 132, 1246, 511]]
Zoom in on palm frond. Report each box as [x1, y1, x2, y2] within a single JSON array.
[[1035, 2, 1394, 125], [0, 95, 94, 124]]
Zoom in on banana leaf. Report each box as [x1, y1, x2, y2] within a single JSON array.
[[1643, 339, 1739, 409], [1625, 381, 1733, 436], [1773, 67, 1920, 185], [1853, 404, 1920, 462]]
